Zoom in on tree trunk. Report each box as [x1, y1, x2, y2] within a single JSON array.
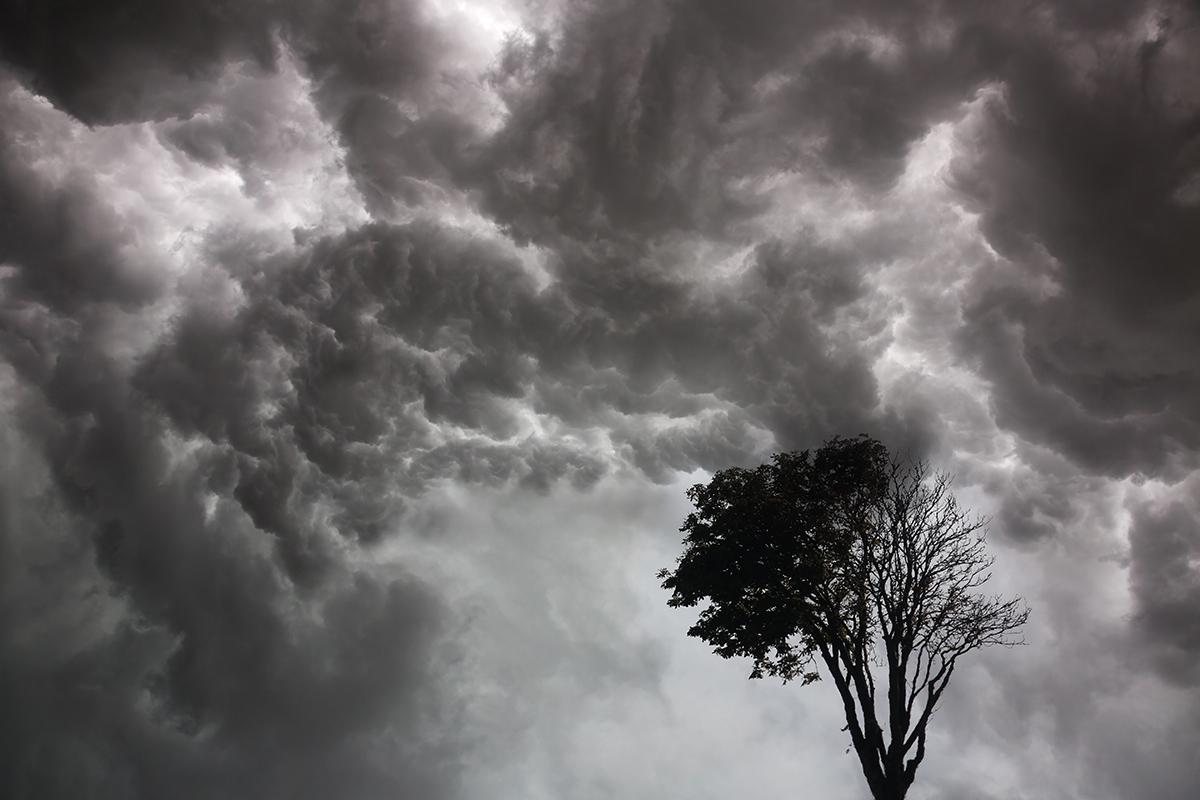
[[872, 769, 913, 800]]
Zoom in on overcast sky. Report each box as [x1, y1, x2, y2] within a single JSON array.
[[1, 1, 1199, 798]]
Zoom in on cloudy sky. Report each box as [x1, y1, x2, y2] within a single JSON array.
[[1, 0, 1199, 798]]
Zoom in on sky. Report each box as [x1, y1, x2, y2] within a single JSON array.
[[1, 0, 1199, 798]]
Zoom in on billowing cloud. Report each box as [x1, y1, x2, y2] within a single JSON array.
[[2, 0, 1199, 798], [949, 5, 1200, 480]]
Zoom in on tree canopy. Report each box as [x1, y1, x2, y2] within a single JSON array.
[[658, 436, 1029, 800]]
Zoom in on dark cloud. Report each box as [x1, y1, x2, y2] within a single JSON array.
[[0, 0, 279, 124], [0, 347, 454, 800], [0, 0, 437, 123], [0, 74, 459, 800], [1129, 477, 1200, 686], [475, 0, 981, 243], [0, 0, 447, 220], [133, 216, 891, 499], [3, 0, 1200, 797], [0, 92, 168, 313], [950, 0, 1200, 479]]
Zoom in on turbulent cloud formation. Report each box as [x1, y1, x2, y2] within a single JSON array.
[[1, 0, 1199, 798]]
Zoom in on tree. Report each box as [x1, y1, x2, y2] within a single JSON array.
[[658, 436, 1029, 800]]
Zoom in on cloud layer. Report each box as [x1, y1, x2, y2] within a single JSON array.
[[2, 0, 1199, 798]]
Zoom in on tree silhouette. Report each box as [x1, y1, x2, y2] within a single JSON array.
[[658, 436, 1028, 800]]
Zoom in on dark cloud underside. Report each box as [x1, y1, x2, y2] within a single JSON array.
[[1, 0, 1199, 798]]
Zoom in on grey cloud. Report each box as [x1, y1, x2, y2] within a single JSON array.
[[0, 0, 437, 123], [0, 101, 459, 800], [471, 0, 1037, 246], [0, 0, 447, 220], [950, 0, 1200, 479], [0, 0, 278, 124], [135, 222, 559, 554], [957, 290, 1200, 481], [1129, 477, 1200, 686], [991, 447, 1099, 543], [156, 62, 340, 205], [4, 0, 1200, 798], [0, 97, 167, 313], [137, 217, 890, 503], [0, 351, 454, 800], [524, 228, 895, 459]]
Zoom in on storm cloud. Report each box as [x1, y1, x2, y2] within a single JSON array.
[[1, 0, 1199, 798]]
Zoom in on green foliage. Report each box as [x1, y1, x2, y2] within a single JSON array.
[[658, 435, 888, 682]]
